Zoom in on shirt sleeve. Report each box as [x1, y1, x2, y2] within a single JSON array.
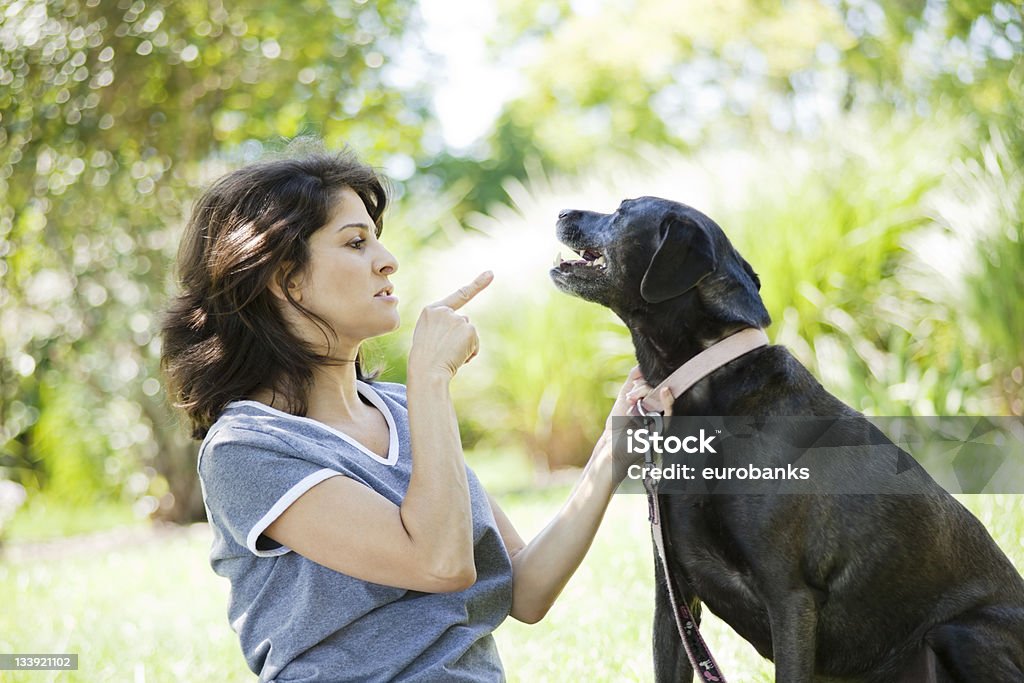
[[198, 425, 344, 557]]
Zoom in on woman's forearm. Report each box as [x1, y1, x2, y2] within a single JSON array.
[[507, 432, 618, 623], [395, 272, 494, 589], [403, 370, 476, 586]]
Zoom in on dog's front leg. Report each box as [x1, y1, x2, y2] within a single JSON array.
[[653, 552, 696, 682], [766, 588, 817, 682]]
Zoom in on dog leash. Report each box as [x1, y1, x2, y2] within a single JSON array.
[[641, 468, 727, 682], [632, 328, 770, 682]]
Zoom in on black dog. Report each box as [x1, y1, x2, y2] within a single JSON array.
[[551, 196, 1024, 682]]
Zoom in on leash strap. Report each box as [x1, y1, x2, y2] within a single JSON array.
[[643, 476, 727, 683], [632, 328, 770, 681]]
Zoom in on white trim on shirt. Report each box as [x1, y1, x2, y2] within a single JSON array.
[[246, 467, 344, 557], [227, 381, 399, 466]]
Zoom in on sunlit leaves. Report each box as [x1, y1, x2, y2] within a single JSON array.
[[0, 0, 428, 521]]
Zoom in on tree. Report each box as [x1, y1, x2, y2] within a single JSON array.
[[428, 0, 1022, 217], [0, 0, 432, 522]]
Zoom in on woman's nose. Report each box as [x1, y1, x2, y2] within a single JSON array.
[[377, 245, 398, 276]]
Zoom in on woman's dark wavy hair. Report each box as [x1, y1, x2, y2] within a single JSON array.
[[161, 145, 387, 439]]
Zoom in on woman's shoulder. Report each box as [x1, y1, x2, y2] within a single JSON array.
[[199, 401, 308, 462]]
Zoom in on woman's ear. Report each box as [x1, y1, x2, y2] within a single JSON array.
[[268, 263, 302, 303]]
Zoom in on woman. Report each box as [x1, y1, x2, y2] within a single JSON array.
[[161, 147, 670, 682]]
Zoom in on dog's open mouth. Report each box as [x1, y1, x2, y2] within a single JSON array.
[[554, 247, 607, 273]]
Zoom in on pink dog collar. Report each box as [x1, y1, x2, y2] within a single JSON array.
[[637, 328, 770, 414]]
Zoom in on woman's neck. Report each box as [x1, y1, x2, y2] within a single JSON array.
[[250, 351, 368, 422], [303, 361, 368, 423]]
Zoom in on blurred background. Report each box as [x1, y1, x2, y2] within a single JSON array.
[[1, 0, 1022, 680]]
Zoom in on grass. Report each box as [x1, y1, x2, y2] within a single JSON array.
[[0, 523, 245, 683], [1, 457, 1022, 682]]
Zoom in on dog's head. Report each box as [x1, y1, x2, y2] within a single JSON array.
[[550, 196, 770, 349]]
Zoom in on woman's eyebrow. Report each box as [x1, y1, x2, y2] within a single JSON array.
[[336, 222, 371, 232]]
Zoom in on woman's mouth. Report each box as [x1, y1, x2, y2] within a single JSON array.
[[374, 285, 398, 302]]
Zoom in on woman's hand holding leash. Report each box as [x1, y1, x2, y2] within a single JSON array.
[[625, 372, 674, 418], [605, 366, 675, 427], [600, 366, 674, 484]]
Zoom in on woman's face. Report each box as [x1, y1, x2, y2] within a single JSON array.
[[285, 186, 400, 354]]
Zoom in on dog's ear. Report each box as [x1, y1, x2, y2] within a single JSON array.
[[640, 214, 717, 304], [741, 257, 761, 291]]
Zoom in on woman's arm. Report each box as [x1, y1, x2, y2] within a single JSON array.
[[492, 368, 673, 623], [264, 272, 493, 593], [490, 431, 617, 624]]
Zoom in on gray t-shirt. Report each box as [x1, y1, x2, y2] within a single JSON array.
[[198, 381, 513, 682]]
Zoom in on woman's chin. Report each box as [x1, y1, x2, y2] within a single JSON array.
[[371, 313, 401, 337]]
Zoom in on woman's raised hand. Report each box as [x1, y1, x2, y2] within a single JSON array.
[[408, 271, 494, 380]]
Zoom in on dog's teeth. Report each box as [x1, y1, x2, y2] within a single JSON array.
[[593, 255, 607, 267], [553, 251, 562, 267]]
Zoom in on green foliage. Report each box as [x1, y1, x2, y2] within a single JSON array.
[[716, 115, 1021, 418], [464, 295, 631, 470], [440, 0, 1023, 219], [720, 115, 973, 415], [31, 381, 108, 503], [936, 132, 1024, 413], [4, 496, 140, 542], [0, 0, 430, 521]]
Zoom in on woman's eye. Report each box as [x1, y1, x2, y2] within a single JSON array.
[[348, 238, 366, 250]]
